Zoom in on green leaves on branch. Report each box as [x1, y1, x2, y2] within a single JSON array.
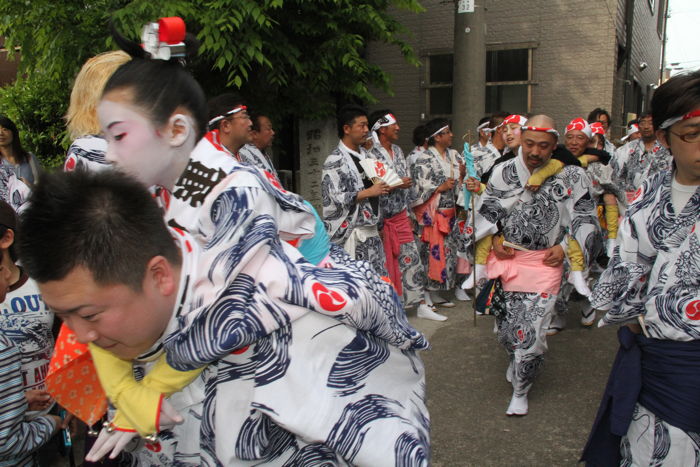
[[0, 0, 423, 163]]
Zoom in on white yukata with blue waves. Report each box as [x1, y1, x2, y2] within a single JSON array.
[[591, 171, 700, 466], [147, 134, 431, 466]]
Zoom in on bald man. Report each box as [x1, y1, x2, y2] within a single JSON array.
[[467, 115, 601, 416]]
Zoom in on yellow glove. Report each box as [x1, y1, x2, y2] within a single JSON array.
[[527, 159, 564, 189], [475, 234, 493, 265], [605, 204, 619, 240], [89, 344, 204, 436], [576, 156, 590, 168], [567, 237, 584, 272]]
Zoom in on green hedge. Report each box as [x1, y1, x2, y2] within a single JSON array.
[[0, 73, 70, 169]]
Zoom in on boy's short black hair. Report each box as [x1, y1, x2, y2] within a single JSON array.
[[18, 170, 181, 290]]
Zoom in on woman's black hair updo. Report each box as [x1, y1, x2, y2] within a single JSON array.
[[103, 20, 208, 139]]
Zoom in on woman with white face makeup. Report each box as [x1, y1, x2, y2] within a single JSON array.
[[90, 19, 431, 466]]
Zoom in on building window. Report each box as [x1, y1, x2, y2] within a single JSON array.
[[423, 53, 453, 118], [485, 48, 534, 115], [657, 0, 666, 38]]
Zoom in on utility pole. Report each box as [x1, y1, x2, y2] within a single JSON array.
[[452, 0, 486, 145], [623, 0, 635, 126]]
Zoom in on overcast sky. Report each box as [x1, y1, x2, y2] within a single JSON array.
[[665, 0, 700, 74]]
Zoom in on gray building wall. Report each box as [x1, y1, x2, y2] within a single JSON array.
[[366, 0, 664, 149]]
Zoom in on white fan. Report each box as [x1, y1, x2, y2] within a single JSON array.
[[359, 159, 403, 187]]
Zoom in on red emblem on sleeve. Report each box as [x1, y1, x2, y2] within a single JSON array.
[[311, 283, 347, 312], [264, 170, 286, 192], [231, 345, 250, 355], [64, 155, 77, 172], [685, 300, 700, 321]]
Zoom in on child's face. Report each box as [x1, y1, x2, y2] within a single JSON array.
[[504, 123, 522, 149]]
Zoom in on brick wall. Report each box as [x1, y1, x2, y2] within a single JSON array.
[[366, 0, 455, 150], [366, 0, 664, 150]]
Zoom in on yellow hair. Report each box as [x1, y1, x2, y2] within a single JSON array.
[[65, 51, 131, 139]]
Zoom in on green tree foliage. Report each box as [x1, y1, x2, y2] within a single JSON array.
[[0, 0, 423, 166]]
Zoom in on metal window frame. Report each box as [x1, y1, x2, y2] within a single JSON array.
[[420, 49, 455, 120], [484, 47, 535, 112]]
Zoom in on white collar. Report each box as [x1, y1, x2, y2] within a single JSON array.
[[339, 140, 364, 159]]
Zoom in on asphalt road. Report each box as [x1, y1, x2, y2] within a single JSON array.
[[407, 293, 619, 466]]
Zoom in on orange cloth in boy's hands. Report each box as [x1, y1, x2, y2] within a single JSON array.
[[45, 324, 108, 426]]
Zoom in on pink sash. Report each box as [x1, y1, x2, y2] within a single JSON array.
[[382, 210, 415, 295], [486, 249, 563, 295]]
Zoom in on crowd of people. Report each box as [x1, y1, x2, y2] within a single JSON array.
[[0, 15, 697, 467]]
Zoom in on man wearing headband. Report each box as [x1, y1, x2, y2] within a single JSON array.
[[583, 69, 700, 467], [467, 115, 601, 416], [367, 110, 446, 321], [620, 120, 640, 143], [471, 111, 509, 177], [238, 112, 279, 182], [206, 93, 253, 162], [587, 108, 616, 155], [463, 114, 527, 302], [411, 118, 466, 309], [544, 118, 616, 332], [612, 112, 672, 202], [472, 116, 492, 152], [322, 104, 389, 275]]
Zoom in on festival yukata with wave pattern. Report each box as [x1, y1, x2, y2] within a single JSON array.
[[589, 171, 700, 465], [468, 153, 601, 397], [145, 131, 431, 466], [368, 143, 425, 307], [321, 143, 388, 276], [612, 138, 672, 196], [411, 147, 463, 290]]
